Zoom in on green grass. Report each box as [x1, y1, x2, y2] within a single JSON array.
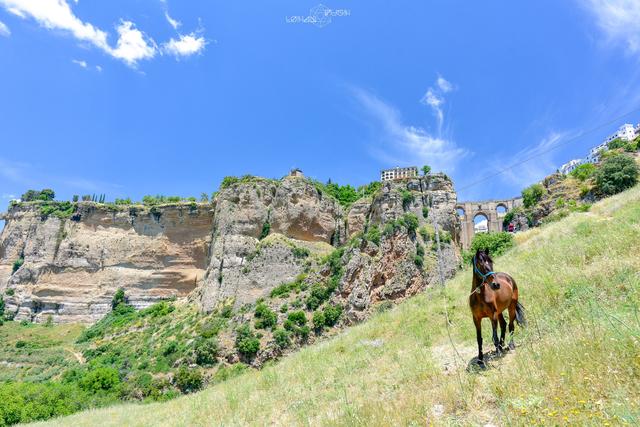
[[0, 322, 83, 383], [32, 184, 640, 425]]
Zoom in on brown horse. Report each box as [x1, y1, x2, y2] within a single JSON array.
[[469, 248, 526, 367]]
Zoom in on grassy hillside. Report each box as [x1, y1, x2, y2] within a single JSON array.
[[0, 322, 83, 382], [32, 185, 640, 426]]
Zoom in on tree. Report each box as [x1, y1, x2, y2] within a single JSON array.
[[569, 163, 596, 182], [522, 183, 545, 208], [595, 153, 639, 196], [39, 189, 55, 201], [421, 165, 431, 176], [20, 189, 55, 202], [111, 288, 127, 310]]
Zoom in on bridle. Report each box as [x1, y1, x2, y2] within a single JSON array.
[[471, 254, 496, 295]]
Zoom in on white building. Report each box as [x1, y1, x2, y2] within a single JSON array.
[[474, 218, 488, 234], [559, 121, 639, 175], [604, 123, 637, 144], [559, 159, 583, 175], [380, 166, 419, 182]]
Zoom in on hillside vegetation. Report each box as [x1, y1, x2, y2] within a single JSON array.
[[34, 184, 640, 426]]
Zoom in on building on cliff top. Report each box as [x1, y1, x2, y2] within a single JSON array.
[[289, 168, 304, 177], [380, 166, 418, 182]]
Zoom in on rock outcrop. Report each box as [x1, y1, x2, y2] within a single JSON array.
[[0, 202, 213, 323], [0, 173, 461, 324]]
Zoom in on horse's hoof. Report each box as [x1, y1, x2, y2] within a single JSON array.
[[509, 342, 516, 351], [477, 359, 486, 369]]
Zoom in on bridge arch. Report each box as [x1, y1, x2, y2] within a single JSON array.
[[457, 197, 524, 249]]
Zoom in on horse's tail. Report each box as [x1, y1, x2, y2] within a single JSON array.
[[515, 301, 527, 327]]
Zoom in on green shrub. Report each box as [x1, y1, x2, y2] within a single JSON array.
[[414, 255, 424, 268], [80, 367, 120, 393], [174, 367, 203, 394], [402, 213, 419, 235], [321, 182, 360, 208], [140, 301, 175, 318], [0, 296, 4, 318], [199, 317, 227, 338], [235, 324, 260, 358], [421, 165, 431, 175], [287, 311, 307, 326], [322, 304, 342, 327], [595, 153, 639, 196], [4, 288, 14, 296], [522, 183, 545, 208], [111, 288, 126, 310], [400, 190, 414, 210], [260, 221, 271, 240], [502, 207, 523, 227], [292, 246, 310, 258], [312, 311, 326, 331], [270, 274, 307, 298], [39, 201, 75, 219], [254, 303, 277, 329], [569, 163, 596, 181], [439, 230, 452, 244], [356, 181, 382, 198], [464, 232, 515, 264], [194, 338, 219, 366], [0, 382, 95, 425], [422, 206, 429, 219], [12, 257, 24, 274], [273, 328, 291, 349], [419, 225, 434, 241], [365, 225, 381, 245], [21, 189, 55, 202]]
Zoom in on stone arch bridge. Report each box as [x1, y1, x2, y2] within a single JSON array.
[[456, 198, 523, 249]]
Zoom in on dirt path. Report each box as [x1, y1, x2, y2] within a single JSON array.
[[65, 347, 85, 364]]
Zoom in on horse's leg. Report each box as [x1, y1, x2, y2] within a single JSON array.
[[498, 312, 507, 350], [508, 303, 516, 350], [491, 315, 500, 354], [473, 316, 484, 366]]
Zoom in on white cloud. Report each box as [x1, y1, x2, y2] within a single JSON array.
[[110, 20, 156, 66], [72, 58, 87, 68], [582, 0, 640, 54], [165, 11, 181, 30], [420, 75, 455, 132], [0, 0, 110, 49], [0, 19, 10, 36], [352, 87, 469, 173], [437, 76, 453, 93], [163, 33, 206, 58], [95, 64, 102, 72], [0, 0, 157, 67]]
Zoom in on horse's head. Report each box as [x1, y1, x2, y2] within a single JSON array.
[[473, 249, 499, 289]]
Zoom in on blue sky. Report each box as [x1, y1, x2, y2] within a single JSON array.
[[1, 0, 640, 217]]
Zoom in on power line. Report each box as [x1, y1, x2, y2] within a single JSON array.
[[456, 106, 640, 193]]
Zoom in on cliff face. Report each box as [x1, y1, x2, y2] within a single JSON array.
[[0, 174, 461, 324], [197, 177, 342, 312], [0, 203, 213, 323]]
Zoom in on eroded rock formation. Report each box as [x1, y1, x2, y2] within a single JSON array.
[[0, 173, 461, 324]]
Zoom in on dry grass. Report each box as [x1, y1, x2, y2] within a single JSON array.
[[34, 186, 640, 426]]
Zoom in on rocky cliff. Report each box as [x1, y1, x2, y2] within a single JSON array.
[[0, 173, 461, 324], [0, 203, 213, 323]]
